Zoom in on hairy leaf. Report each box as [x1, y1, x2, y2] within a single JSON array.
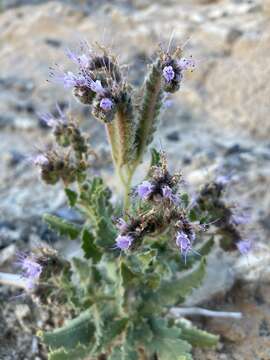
[[41, 310, 94, 350], [43, 214, 80, 240], [48, 344, 93, 360], [150, 148, 162, 167], [65, 188, 78, 207], [81, 227, 102, 263], [147, 318, 192, 360], [148, 258, 206, 308], [176, 319, 219, 348]]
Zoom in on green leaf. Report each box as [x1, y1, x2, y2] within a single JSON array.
[[40, 310, 94, 350], [48, 344, 92, 360], [81, 227, 102, 263], [102, 318, 128, 350], [120, 261, 137, 285], [72, 257, 92, 284], [137, 249, 157, 272], [108, 346, 138, 360], [153, 257, 207, 307], [176, 319, 219, 348], [181, 193, 190, 208], [188, 208, 198, 222], [96, 217, 116, 248], [147, 318, 192, 360], [65, 188, 78, 207], [150, 148, 162, 167], [43, 214, 80, 240]]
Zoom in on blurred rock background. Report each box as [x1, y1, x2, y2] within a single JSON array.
[[0, 0, 270, 359]]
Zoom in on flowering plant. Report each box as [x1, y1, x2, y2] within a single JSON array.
[[17, 42, 249, 359]]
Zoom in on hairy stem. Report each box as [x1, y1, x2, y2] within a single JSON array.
[[134, 60, 163, 165]]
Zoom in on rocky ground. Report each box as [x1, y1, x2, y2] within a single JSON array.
[[0, 0, 270, 359]]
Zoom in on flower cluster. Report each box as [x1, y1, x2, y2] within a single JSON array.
[[175, 214, 198, 263], [136, 159, 180, 204], [50, 46, 124, 124], [33, 149, 79, 185], [17, 252, 43, 289], [160, 47, 195, 93], [196, 176, 253, 254]]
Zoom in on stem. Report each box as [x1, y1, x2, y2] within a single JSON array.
[[106, 122, 119, 168], [122, 168, 133, 211], [134, 60, 163, 164], [170, 307, 242, 319]]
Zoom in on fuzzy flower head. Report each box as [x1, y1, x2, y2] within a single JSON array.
[[231, 209, 251, 226], [115, 235, 134, 251], [39, 103, 67, 129], [137, 181, 154, 200], [50, 68, 90, 89], [32, 154, 49, 167], [116, 218, 129, 233], [176, 230, 198, 263], [89, 79, 105, 95], [236, 240, 252, 255], [100, 97, 113, 112], [176, 232, 192, 260], [65, 48, 90, 69], [163, 65, 175, 82], [161, 185, 178, 204], [17, 252, 43, 289]]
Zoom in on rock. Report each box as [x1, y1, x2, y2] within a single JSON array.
[[202, 26, 270, 140], [0, 244, 16, 266], [166, 130, 180, 142], [185, 248, 236, 306], [234, 243, 270, 282]]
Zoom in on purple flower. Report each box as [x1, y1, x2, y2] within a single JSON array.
[[215, 175, 230, 187], [39, 103, 67, 129], [50, 69, 89, 89], [100, 98, 113, 112], [115, 235, 133, 250], [32, 154, 49, 166], [176, 231, 198, 263], [65, 48, 90, 69], [116, 218, 129, 232], [236, 240, 252, 255], [177, 57, 196, 71], [17, 252, 42, 289], [231, 210, 251, 226], [137, 181, 154, 200], [89, 79, 105, 95], [176, 232, 192, 261], [162, 185, 178, 204], [163, 65, 175, 82]]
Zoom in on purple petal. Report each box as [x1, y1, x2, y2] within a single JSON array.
[[115, 235, 133, 250], [137, 181, 154, 200], [161, 185, 178, 204], [65, 48, 90, 69], [178, 57, 196, 71], [100, 98, 113, 112], [32, 154, 49, 166], [90, 80, 105, 95], [116, 218, 129, 232], [39, 112, 57, 128], [16, 252, 42, 289], [163, 65, 175, 82], [236, 240, 252, 255]]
